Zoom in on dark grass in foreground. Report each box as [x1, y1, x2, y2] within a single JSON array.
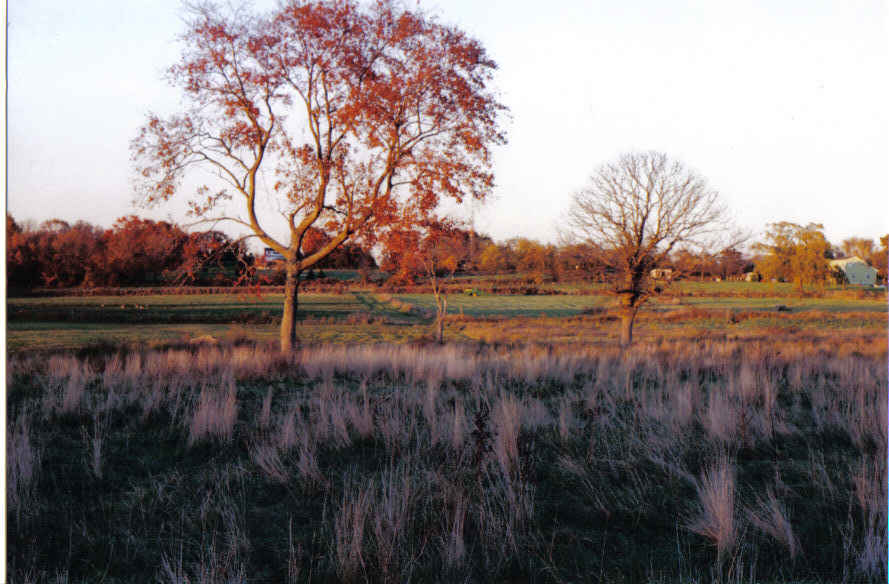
[[7, 339, 886, 583]]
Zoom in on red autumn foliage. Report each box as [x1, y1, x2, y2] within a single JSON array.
[[379, 219, 469, 284], [102, 216, 189, 286], [132, 0, 506, 350], [5, 214, 252, 289]]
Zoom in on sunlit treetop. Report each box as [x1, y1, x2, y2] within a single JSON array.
[[132, 0, 507, 350], [133, 0, 506, 266]]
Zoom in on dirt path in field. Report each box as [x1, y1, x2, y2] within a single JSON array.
[[350, 291, 430, 323]]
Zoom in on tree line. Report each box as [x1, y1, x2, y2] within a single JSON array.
[[381, 221, 887, 287], [8, 211, 885, 292], [6, 214, 250, 289], [5, 214, 375, 290]]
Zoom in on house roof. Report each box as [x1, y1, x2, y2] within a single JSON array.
[[828, 256, 872, 269]]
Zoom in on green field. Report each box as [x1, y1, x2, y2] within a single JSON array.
[[7, 288, 887, 353], [667, 295, 888, 312], [8, 293, 364, 322], [401, 291, 888, 316], [6, 293, 431, 352], [393, 293, 611, 317]]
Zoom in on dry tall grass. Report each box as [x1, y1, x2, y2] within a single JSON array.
[[6, 335, 887, 582], [7, 412, 40, 516], [689, 456, 737, 562], [333, 477, 372, 583], [82, 413, 108, 479], [188, 375, 238, 445], [248, 441, 288, 483], [746, 489, 798, 559]]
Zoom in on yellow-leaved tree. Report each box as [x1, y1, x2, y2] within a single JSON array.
[[754, 222, 832, 291]]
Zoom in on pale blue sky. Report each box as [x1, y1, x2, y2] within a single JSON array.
[[7, 0, 889, 249]]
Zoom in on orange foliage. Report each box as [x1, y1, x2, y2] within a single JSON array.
[[131, 1, 506, 347], [5, 213, 251, 289]]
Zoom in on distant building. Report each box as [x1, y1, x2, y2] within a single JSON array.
[[828, 256, 877, 286], [264, 248, 286, 263], [650, 268, 674, 280]]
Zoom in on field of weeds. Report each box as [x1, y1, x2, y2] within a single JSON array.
[[7, 339, 886, 582], [5, 292, 428, 352], [6, 289, 886, 353]]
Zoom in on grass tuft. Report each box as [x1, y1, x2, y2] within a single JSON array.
[[689, 455, 737, 562], [189, 376, 238, 445], [746, 489, 798, 558]]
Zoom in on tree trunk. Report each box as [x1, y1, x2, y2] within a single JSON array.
[[618, 284, 638, 347], [619, 308, 635, 347], [437, 295, 447, 344], [280, 259, 300, 352]]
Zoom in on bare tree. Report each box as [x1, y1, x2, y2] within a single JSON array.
[[840, 237, 875, 261], [567, 151, 739, 346]]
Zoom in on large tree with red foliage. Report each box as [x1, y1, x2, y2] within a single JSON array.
[[14, 219, 107, 288], [133, 0, 506, 351], [103, 216, 188, 285]]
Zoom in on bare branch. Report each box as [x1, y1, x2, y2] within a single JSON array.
[[565, 151, 739, 346]]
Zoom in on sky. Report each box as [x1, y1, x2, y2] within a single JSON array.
[[6, 0, 889, 250]]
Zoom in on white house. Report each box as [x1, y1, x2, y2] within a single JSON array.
[[264, 247, 286, 263], [828, 256, 877, 286]]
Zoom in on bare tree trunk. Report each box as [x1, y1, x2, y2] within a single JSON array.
[[619, 308, 635, 347], [437, 296, 447, 344], [618, 285, 638, 347], [280, 259, 300, 352], [430, 270, 448, 344]]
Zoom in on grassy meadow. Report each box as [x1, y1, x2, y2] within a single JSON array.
[[6, 282, 888, 582], [7, 283, 887, 352]]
